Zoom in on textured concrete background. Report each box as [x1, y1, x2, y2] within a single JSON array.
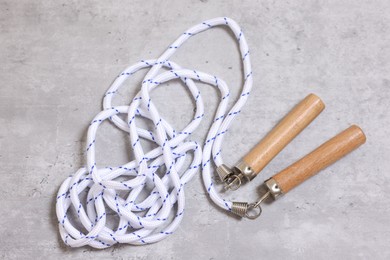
[[1, 0, 389, 259]]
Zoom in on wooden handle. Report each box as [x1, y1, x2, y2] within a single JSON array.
[[243, 93, 325, 175], [272, 125, 366, 193]]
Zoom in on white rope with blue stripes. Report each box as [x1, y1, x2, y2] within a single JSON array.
[[56, 17, 253, 248]]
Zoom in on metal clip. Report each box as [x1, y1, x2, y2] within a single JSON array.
[[231, 188, 277, 219], [216, 164, 233, 182], [231, 193, 267, 220], [264, 178, 283, 199], [224, 161, 255, 190], [231, 201, 262, 219]]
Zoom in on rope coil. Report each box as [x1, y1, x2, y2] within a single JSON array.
[[56, 17, 253, 248]]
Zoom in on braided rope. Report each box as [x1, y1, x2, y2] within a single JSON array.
[[56, 17, 253, 248]]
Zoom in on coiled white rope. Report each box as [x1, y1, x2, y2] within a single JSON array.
[[56, 17, 253, 248]]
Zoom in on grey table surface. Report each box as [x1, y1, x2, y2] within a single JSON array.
[[1, 0, 389, 259]]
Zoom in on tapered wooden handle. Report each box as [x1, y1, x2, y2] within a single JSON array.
[[272, 125, 366, 193], [243, 94, 325, 175]]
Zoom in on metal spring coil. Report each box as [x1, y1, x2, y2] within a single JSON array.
[[231, 201, 249, 217]]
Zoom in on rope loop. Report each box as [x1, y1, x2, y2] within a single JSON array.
[[56, 17, 253, 248]]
